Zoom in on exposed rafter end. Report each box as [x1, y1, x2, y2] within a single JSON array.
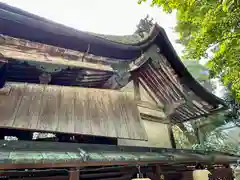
[[164, 100, 185, 117]]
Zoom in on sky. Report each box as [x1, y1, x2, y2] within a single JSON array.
[[1, 0, 183, 55]]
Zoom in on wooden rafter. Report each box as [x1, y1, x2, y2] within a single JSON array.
[[132, 57, 222, 123]]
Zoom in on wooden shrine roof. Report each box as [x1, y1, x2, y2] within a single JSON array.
[[0, 2, 227, 123], [132, 57, 225, 123], [0, 83, 147, 140], [0, 140, 239, 170]]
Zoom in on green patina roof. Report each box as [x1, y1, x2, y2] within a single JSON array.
[[0, 140, 239, 166], [0, 150, 170, 165]]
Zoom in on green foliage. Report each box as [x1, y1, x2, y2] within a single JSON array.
[[223, 89, 240, 127], [183, 60, 209, 81], [183, 60, 216, 92], [173, 114, 240, 154], [171, 62, 239, 153], [139, 0, 240, 100]]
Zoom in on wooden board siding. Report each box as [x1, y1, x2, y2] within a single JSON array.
[[121, 81, 167, 122], [118, 120, 172, 148], [0, 83, 147, 140]]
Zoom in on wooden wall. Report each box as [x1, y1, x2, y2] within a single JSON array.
[[120, 80, 172, 148], [118, 119, 172, 148], [0, 83, 147, 140]]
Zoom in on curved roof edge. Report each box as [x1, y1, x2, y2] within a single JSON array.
[[0, 2, 146, 60], [0, 2, 227, 109], [0, 2, 156, 46], [152, 24, 227, 108]]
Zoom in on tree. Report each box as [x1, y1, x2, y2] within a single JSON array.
[[183, 60, 216, 92], [171, 61, 231, 147], [138, 0, 240, 100], [168, 60, 239, 152], [222, 88, 240, 127]]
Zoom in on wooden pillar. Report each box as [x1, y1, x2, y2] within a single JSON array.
[[69, 168, 80, 180], [152, 165, 165, 180]]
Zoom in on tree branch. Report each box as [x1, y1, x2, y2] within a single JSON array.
[[208, 35, 240, 49]]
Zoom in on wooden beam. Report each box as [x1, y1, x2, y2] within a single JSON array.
[[133, 75, 141, 101], [0, 160, 167, 170], [81, 171, 128, 179], [140, 113, 169, 124], [136, 100, 163, 111], [99, 174, 134, 180], [0, 46, 114, 72], [69, 168, 80, 180], [11, 176, 68, 180], [141, 69, 171, 103], [138, 78, 159, 105], [139, 73, 167, 103]]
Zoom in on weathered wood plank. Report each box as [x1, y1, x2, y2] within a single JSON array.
[[139, 72, 169, 103], [0, 83, 146, 140], [37, 85, 60, 132], [74, 90, 93, 135], [13, 84, 43, 129], [146, 66, 175, 102], [108, 93, 130, 139], [122, 96, 146, 140], [57, 87, 75, 133], [93, 90, 117, 137], [86, 89, 106, 136], [0, 83, 26, 127], [0, 45, 113, 72], [138, 78, 159, 105]]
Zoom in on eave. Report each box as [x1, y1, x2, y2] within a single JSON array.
[[0, 140, 239, 170], [0, 2, 227, 123]]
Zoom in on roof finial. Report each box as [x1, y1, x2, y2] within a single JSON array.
[[135, 15, 154, 38]]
